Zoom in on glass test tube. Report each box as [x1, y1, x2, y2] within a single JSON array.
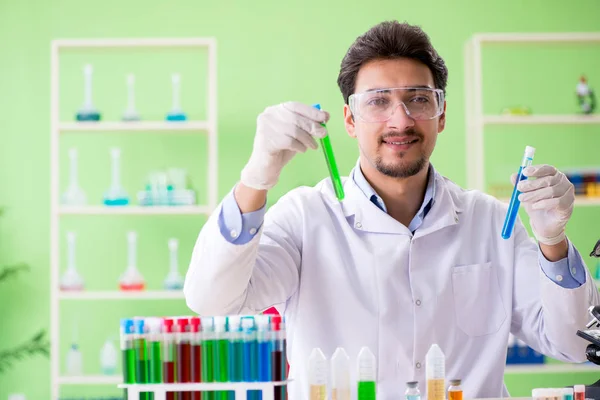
[[270, 315, 287, 400], [134, 318, 151, 400], [563, 388, 574, 400], [177, 318, 192, 400], [162, 318, 176, 400], [202, 317, 216, 400], [501, 145, 535, 239], [228, 315, 244, 382], [213, 316, 230, 400], [190, 317, 202, 400], [120, 318, 136, 384], [308, 347, 328, 400], [331, 347, 351, 400], [146, 317, 163, 385], [242, 316, 259, 400], [357, 347, 376, 400]]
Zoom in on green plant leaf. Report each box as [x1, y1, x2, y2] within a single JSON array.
[[0, 329, 49, 374]]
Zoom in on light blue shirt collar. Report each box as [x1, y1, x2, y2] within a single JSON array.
[[351, 159, 436, 233]]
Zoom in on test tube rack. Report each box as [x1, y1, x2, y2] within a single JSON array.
[[119, 381, 290, 400]]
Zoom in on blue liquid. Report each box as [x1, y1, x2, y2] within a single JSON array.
[[258, 341, 271, 381], [103, 197, 129, 206], [243, 340, 259, 400], [502, 166, 527, 239], [166, 112, 187, 121], [76, 111, 101, 121]]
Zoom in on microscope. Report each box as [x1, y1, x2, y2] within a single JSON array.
[[574, 239, 600, 398]]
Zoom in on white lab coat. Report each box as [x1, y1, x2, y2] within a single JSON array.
[[184, 167, 599, 400]]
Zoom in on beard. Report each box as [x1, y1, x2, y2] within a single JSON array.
[[373, 130, 427, 178]]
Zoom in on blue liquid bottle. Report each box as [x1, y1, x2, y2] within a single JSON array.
[[501, 145, 536, 239]]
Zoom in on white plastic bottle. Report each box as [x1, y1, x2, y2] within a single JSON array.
[[426, 344, 445, 400], [308, 348, 328, 400], [331, 347, 351, 400]]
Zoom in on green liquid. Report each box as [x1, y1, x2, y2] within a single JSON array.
[[358, 381, 376, 400], [202, 340, 215, 400], [122, 348, 136, 383], [214, 339, 229, 400], [149, 341, 162, 383], [134, 339, 151, 400], [231, 340, 244, 381]]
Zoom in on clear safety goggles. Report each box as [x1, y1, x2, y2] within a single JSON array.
[[348, 87, 445, 122]]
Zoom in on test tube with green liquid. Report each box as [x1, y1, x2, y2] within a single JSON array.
[[213, 316, 230, 400], [228, 316, 244, 400], [120, 318, 136, 400], [313, 104, 344, 201], [134, 318, 151, 400], [146, 317, 163, 385], [357, 347, 377, 400], [202, 317, 216, 400]]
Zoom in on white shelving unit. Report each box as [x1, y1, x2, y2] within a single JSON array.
[[464, 32, 600, 201], [50, 37, 218, 398]]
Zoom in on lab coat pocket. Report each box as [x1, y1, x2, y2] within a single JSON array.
[[451, 262, 507, 337]]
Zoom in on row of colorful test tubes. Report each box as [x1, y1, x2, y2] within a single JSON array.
[[119, 314, 288, 400]]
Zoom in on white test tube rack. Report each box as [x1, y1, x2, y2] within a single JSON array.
[[119, 381, 290, 400]]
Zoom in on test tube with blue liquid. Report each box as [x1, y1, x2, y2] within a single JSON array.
[[501, 145, 535, 240], [242, 316, 259, 400]]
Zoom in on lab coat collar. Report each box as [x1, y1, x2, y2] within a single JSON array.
[[340, 165, 462, 237]]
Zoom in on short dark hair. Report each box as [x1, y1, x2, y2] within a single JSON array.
[[337, 20, 448, 104]]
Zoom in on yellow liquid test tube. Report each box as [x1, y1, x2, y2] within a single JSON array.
[[308, 348, 328, 400]]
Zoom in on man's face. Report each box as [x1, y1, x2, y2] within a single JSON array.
[[344, 58, 446, 178]]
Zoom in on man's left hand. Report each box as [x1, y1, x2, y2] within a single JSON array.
[[512, 164, 575, 246]]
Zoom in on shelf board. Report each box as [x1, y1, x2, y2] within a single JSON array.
[[59, 290, 184, 300], [497, 196, 600, 207], [504, 363, 599, 374], [483, 115, 600, 125], [59, 205, 212, 215], [58, 375, 122, 385], [59, 121, 210, 132]]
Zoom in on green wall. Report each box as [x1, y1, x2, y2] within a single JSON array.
[[0, 0, 599, 398]]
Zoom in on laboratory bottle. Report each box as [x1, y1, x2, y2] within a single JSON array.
[[574, 385, 585, 400], [308, 347, 328, 400], [404, 381, 420, 400], [357, 347, 377, 400], [331, 347, 351, 400], [448, 379, 463, 400], [563, 388, 574, 400], [426, 344, 445, 400]]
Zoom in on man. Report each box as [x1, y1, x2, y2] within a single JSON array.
[[184, 20, 599, 399]]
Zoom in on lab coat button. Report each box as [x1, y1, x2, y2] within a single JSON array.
[[230, 230, 238, 238], [416, 362, 421, 369], [249, 228, 257, 235], [355, 222, 362, 229], [572, 268, 577, 275], [556, 275, 563, 282], [415, 299, 422, 306]]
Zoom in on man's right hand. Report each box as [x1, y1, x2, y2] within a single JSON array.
[[240, 101, 330, 191]]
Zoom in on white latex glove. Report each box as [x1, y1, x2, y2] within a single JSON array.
[[511, 164, 575, 246], [240, 102, 330, 190]]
